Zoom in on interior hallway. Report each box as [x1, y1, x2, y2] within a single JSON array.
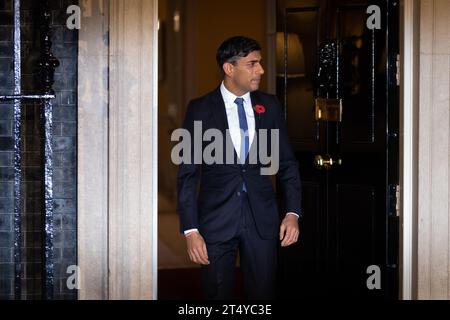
[[158, 194, 198, 269]]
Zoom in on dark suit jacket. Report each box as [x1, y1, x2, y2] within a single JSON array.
[[177, 86, 301, 243]]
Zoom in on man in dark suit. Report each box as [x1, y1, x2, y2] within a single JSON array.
[[176, 36, 301, 300]]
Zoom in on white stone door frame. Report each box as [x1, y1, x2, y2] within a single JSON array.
[[78, 0, 158, 299], [399, 0, 419, 300]]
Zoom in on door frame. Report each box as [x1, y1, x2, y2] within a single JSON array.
[[78, 0, 158, 299], [76, 0, 417, 300], [399, 0, 419, 300]]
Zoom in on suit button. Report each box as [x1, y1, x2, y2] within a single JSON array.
[[242, 169, 246, 173], [237, 192, 241, 197]]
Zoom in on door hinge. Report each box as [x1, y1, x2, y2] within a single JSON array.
[[395, 54, 400, 86], [395, 184, 400, 217], [389, 184, 400, 217]]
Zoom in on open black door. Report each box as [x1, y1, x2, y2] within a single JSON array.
[[276, 0, 399, 299]]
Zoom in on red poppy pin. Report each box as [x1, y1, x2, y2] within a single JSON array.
[[254, 104, 265, 119]]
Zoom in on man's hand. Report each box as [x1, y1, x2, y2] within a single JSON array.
[[279, 213, 300, 247], [185, 231, 210, 265]]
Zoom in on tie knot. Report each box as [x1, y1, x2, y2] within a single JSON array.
[[234, 97, 244, 107]]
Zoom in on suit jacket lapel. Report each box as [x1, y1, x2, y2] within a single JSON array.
[[210, 86, 229, 133], [248, 91, 265, 165], [250, 91, 263, 132], [210, 86, 240, 165]]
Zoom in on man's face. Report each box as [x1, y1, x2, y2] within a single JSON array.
[[227, 50, 264, 95]]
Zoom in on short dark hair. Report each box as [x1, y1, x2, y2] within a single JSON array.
[[216, 36, 261, 72]]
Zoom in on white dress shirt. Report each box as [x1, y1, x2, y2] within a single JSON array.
[[220, 81, 255, 161], [184, 83, 298, 236]]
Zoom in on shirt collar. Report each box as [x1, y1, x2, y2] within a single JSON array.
[[220, 81, 251, 108]]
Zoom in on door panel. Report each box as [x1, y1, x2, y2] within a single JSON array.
[[276, 0, 399, 298], [281, 7, 322, 150], [334, 185, 376, 293], [336, 4, 387, 150], [338, 6, 377, 144]]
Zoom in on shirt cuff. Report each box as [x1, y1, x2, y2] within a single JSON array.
[[286, 212, 299, 219], [184, 228, 199, 236]]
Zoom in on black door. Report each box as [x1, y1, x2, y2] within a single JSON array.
[[276, 0, 399, 299]]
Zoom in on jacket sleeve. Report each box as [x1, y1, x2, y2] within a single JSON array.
[[177, 101, 201, 233], [271, 95, 303, 220]]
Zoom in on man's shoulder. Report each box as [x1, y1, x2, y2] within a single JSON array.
[[188, 87, 220, 107], [251, 90, 282, 115], [187, 88, 281, 109], [251, 90, 280, 105], [252, 90, 275, 99]]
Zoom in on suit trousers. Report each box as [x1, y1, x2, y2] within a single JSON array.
[[201, 191, 278, 300]]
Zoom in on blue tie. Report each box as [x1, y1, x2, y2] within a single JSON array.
[[234, 97, 248, 192]]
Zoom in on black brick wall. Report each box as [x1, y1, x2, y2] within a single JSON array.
[[0, 0, 77, 300], [0, 0, 15, 300]]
